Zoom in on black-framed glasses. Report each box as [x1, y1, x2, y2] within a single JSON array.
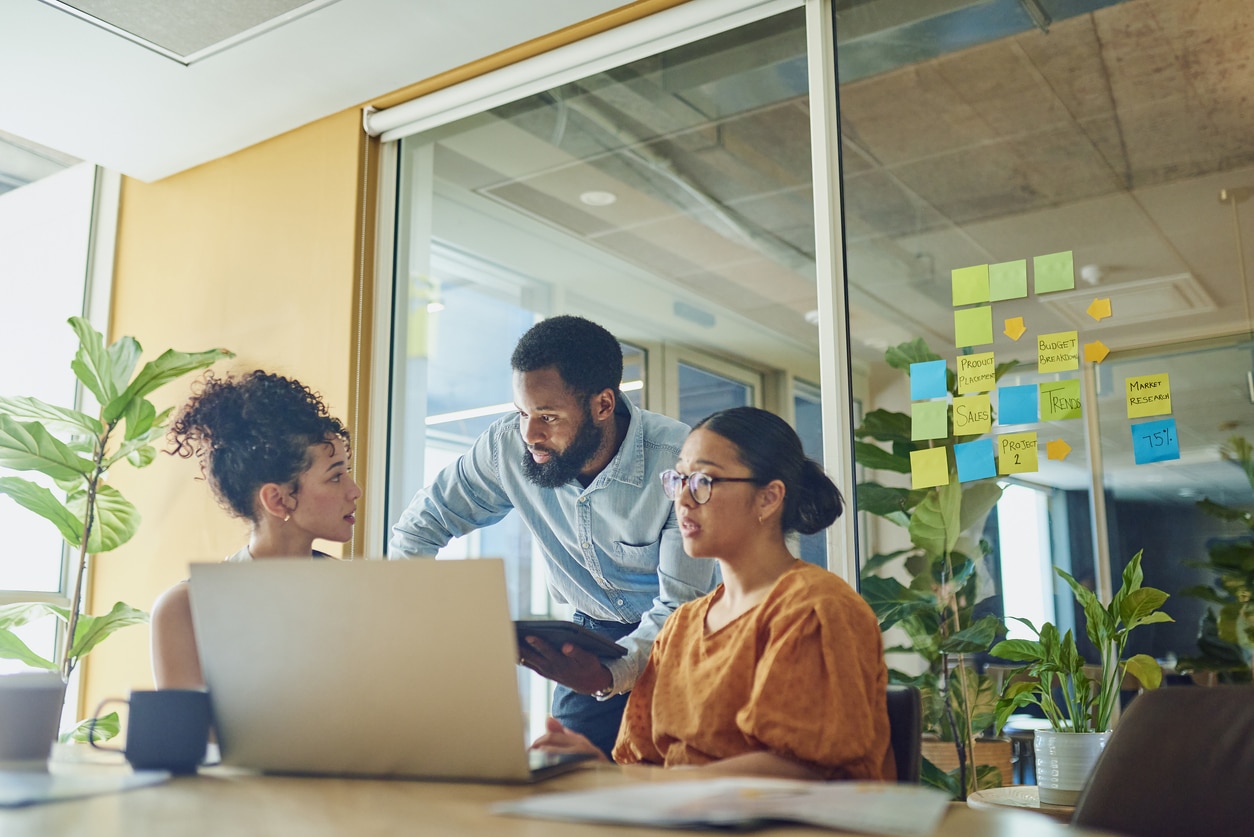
[[660, 469, 761, 505]]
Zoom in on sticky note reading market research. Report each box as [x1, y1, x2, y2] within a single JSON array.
[[998, 432, 1039, 474], [1126, 373, 1172, 419], [1131, 418, 1181, 464], [911, 401, 949, 441], [952, 394, 992, 436], [910, 360, 948, 401], [1039, 379, 1082, 421], [952, 264, 990, 306], [911, 447, 951, 489], [954, 306, 993, 348], [955, 438, 997, 482], [956, 352, 996, 394], [1038, 331, 1079, 373]]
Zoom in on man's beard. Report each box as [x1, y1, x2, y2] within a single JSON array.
[[521, 410, 606, 488]]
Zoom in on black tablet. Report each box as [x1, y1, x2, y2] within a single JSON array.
[[514, 619, 628, 658]]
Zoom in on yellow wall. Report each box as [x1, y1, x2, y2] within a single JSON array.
[[82, 107, 371, 715]]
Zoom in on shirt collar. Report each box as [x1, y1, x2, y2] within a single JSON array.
[[596, 394, 645, 489]]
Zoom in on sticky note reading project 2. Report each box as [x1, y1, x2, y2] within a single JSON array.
[[997, 432, 1039, 474], [1126, 373, 1171, 419]]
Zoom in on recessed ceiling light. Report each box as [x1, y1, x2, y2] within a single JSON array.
[[579, 190, 617, 207]]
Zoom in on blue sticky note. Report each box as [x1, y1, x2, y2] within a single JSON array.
[[955, 438, 996, 482], [1131, 418, 1181, 465], [910, 360, 947, 401], [998, 384, 1039, 425]]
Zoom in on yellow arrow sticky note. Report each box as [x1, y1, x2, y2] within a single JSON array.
[[1046, 439, 1072, 461], [1084, 340, 1109, 363], [1087, 298, 1112, 321], [1004, 316, 1026, 341]]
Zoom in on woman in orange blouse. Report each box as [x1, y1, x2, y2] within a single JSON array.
[[533, 406, 893, 780]]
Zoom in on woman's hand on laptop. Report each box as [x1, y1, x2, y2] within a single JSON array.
[[529, 717, 608, 761], [518, 636, 614, 695]]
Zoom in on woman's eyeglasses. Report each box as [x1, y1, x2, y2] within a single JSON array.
[[660, 469, 761, 505]]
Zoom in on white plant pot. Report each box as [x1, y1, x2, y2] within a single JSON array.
[[1034, 729, 1111, 806]]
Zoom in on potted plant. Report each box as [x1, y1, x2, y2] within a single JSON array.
[[0, 317, 231, 741], [857, 339, 1017, 800], [991, 549, 1173, 804]]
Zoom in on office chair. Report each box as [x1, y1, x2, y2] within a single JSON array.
[[886, 684, 922, 783], [1072, 685, 1254, 837]]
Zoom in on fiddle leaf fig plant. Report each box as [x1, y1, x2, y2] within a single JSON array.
[[0, 317, 232, 684]]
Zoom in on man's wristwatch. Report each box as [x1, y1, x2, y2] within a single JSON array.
[[592, 686, 614, 699]]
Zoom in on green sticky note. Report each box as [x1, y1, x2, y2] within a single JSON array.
[[1039, 379, 1082, 421], [911, 401, 949, 441], [911, 447, 951, 490], [990, 260, 1028, 301], [954, 305, 994, 348], [1034, 251, 1075, 294], [952, 265, 990, 306], [953, 394, 992, 436]]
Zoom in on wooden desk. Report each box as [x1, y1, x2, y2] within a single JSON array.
[[3, 762, 1113, 836]]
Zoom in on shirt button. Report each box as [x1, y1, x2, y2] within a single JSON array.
[[616, 599, 624, 606], [581, 542, 590, 549], [578, 497, 586, 504]]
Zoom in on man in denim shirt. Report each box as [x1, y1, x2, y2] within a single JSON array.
[[389, 316, 717, 757]]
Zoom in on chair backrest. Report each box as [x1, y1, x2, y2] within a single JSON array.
[[885, 684, 922, 783], [1072, 685, 1254, 836]]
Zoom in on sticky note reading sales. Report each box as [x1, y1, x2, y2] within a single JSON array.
[[1039, 379, 1082, 421], [1034, 250, 1075, 294], [911, 401, 949, 441], [953, 394, 992, 436], [955, 438, 997, 482], [1131, 418, 1181, 464], [910, 360, 948, 401], [955, 306, 994, 348], [957, 352, 997, 394], [1038, 331, 1079, 373], [998, 432, 1039, 474], [989, 259, 1028, 301], [911, 447, 951, 490], [998, 384, 1039, 425], [1126, 373, 1171, 418], [952, 265, 990, 306]]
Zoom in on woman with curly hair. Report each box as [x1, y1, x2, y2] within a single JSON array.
[[150, 370, 361, 689]]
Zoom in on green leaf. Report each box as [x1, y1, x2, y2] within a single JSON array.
[[860, 575, 937, 629], [0, 476, 84, 545], [121, 396, 157, 442], [942, 615, 1001, 655], [67, 601, 149, 660], [856, 482, 926, 518], [859, 548, 917, 576], [105, 336, 142, 397], [1057, 566, 1110, 649], [65, 484, 140, 553], [0, 414, 96, 481], [69, 316, 114, 405], [0, 627, 57, 669], [958, 481, 1003, 532], [102, 347, 233, 424], [1124, 654, 1164, 690], [854, 409, 913, 445], [921, 756, 960, 799], [853, 441, 911, 473], [884, 339, 942, 371], [1120, 587, 1172, 628], [0, 396, 102, 438], [0, 602, 66, 630], [126, 445, 157, 469], [990, 638, 1043, 662], [973, 764, 1004, 792], [1196, 498, 1252, 524], [63, 712, 120, 744], [909, 480, 962, 558]]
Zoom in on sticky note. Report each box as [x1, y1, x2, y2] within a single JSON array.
[[998, 432, 1039, 474], [956, 352, 997, 394], [952, 265, 990, 306], [998, 384, 1039, 425], [1038, 331, 1079, 373], [1126, 373, 1171, 418], [1039, 379, 1082, 421], [1131, 418, 1181, 464], [1034, 251, 1075, 294], [953, 394, 992, 436], [955, 438, 997, 482], [910, 360, 948, 401], [910, 447, 951, 490], [989, 260, 1028, 301], [1004, 316, 1026, 341], [955, 306, 994, 348], [911, 401, 949, 441]]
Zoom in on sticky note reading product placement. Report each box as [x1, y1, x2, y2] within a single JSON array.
[[910, 447, 951, 490], [952, 394, 992, 436], [910, 360, 948, 401], [952, 265, 990, 306], [1038, 331, 1079, 373], [1039, 379, 1082, 421], [955, 438, 997, 482], [998, 384, 1039, 425], [1034, 251, 1075, 294], [998, 432, 1039, 474], [955, 306, 994, 348], [1126, 373, 1172, 419], [911, 401, 949, 441], [989, 260, 1028, 301], [956, 352, 997, 394], [1131, 418, 1181, 464]]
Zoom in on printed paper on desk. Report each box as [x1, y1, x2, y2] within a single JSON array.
[[493, 777, 951, 836]]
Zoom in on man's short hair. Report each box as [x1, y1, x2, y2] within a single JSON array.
[[510, 315, 623, 399]]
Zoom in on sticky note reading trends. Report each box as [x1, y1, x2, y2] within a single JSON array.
[[1038, 331, 1079, 373], [911, 447, 951, 490], [957, 352, 996, 394], [1126, 373, 1171, 418], [998, 432, 1039, 474], [953, 394, 992, 436], [1039, 379, 1082, 421]]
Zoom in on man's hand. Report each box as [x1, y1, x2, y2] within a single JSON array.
[[529, 716, 607, 760], [519, 635, 614, 694]]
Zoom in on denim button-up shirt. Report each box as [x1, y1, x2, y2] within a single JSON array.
[[388, 397, 717, 694]]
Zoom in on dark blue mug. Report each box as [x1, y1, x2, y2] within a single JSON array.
[[89, 689, 211, 774]]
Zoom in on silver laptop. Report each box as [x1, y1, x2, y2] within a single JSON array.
[[188, 558, 588, 782]]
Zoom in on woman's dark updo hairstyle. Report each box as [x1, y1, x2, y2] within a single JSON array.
[[167, 370, 350, 521], [693, 406, 843, 536]]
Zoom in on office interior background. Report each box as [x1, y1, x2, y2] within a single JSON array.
[[1, 0, 1252, 736]]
